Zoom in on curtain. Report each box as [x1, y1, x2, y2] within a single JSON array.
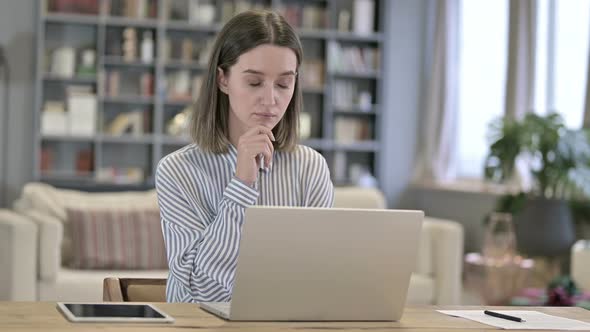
[[413, 0, 460, 182], [504, 0, 537, 119], [584, 43, 590, 128]]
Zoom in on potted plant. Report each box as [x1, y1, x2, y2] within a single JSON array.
[[484, 112, 590, 257]]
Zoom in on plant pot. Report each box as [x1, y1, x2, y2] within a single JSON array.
[[512, 197, 576, 257]]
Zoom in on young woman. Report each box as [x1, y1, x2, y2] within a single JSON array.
[[155, 10, 334, 303]]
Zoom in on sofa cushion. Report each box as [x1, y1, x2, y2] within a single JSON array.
[[333, 187, 387, 209], [14, 182, 158, 265], [416, 219, 433, 276], [407, 273, 435, 305], [67, 208, 167, 270]]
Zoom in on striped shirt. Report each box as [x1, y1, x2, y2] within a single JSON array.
[[155, 143, 334, 302]]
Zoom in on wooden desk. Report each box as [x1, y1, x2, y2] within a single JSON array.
[[1, 302, 589, 331]]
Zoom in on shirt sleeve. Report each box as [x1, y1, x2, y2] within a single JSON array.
[[301, 149, 334, 208], [155, 156, 258, 303]]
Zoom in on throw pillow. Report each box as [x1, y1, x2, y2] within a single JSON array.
[[67, 208, 168, 270]]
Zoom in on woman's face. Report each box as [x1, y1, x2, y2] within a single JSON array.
[[218, 44, 298, 134]]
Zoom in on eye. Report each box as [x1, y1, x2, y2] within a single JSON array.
[[276, 80, 293, 89], [249, 82, 262, 87]]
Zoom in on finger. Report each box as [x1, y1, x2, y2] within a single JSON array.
[[265, 138, 274, 167], [245, 125, 275, 142], [255, 134, 275, 153], [250, 143, 272, 168], [254, 135, 274, 167], [245, 134, 274, 155], [261, 144, 272, 168]]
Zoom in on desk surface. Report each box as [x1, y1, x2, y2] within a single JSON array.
[[1, 302, 589, 332]]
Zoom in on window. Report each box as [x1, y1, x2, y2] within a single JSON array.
[[457, 0, 509, 178], [456, 0, 590, 179], [538, 0, 590, 128]]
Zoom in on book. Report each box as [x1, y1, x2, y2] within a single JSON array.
[[41, 101, 67, 136], [334, 117, 370, 142], [107, 70, 120, 97], [76, 149, 94, 174], [181, 38, 194, 62], [301, 59, 324, 89], [302, 6, 324, 30], [67, 91, 97, 137], [40, 148, 54, 172], [140, 73, 153, 96]]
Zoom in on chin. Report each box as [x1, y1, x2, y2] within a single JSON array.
[[251, 119, 278, 129]]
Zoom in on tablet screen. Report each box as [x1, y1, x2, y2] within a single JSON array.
[[63, 303, 165, 319]]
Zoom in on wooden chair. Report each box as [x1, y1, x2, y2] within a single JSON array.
[[103, 278, 167, 302]]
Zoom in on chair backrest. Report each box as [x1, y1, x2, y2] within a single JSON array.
[[103, 278, 166, 302]]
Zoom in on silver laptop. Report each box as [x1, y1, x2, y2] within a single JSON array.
[[200, 206, 424, 321]]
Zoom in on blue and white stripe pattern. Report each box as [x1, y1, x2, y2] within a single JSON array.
[[155, 143, 334, 302]]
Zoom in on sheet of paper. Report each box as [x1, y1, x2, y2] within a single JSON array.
[[437, 310, 590, 330]]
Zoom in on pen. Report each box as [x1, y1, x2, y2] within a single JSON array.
[[484, 310, 525, 322]]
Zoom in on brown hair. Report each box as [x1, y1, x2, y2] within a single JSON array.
[[190, 10, 303, 153]]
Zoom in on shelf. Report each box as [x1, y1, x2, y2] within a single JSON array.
[[302, 86, 326, 94], [331, 31, 383, 42], [40, 171, 95, 182], [330, 141, 380, 152], [333, 105, 378, 115], [331, 70, 381, 79], [297, 29, 383, 42], [43, 13, 99, 25], [161, 135, 191, 145], [333, 179, 356, 187], [103, 56, 155, 68], [41, 135, 95, 143], [98, 134, 155, 144], [164, 60, 207, 70], [164, 100, 193, 107], [104, 16, 158, 28], [301, 138, 326, 150], [297, 29, 329, 39], [40, 174, 156, 191], [43, 73, 97, 84], [164, 20, 222, 33], [35, 0, 385, 189], [47, 180, 156, 191], [101, 95, 154, 105]]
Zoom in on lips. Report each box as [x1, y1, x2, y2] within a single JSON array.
[[253, 112, 277, 118]]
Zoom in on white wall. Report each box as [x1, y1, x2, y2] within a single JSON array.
[[379, 0, 429, 208], [0, 0, 36, 207]]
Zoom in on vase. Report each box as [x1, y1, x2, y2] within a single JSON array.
[[479, 213, 533, 305], [483, 212, 517, 260]]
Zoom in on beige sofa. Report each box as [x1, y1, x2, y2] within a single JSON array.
[[0, 183, 464, 304]]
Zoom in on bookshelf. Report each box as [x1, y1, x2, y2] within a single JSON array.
[[34, 0, 384, 189]]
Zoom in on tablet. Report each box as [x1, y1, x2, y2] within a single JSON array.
[[56, 302, 175, 323]]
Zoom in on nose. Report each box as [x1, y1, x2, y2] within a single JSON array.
[[260, 85, 277, 106]]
